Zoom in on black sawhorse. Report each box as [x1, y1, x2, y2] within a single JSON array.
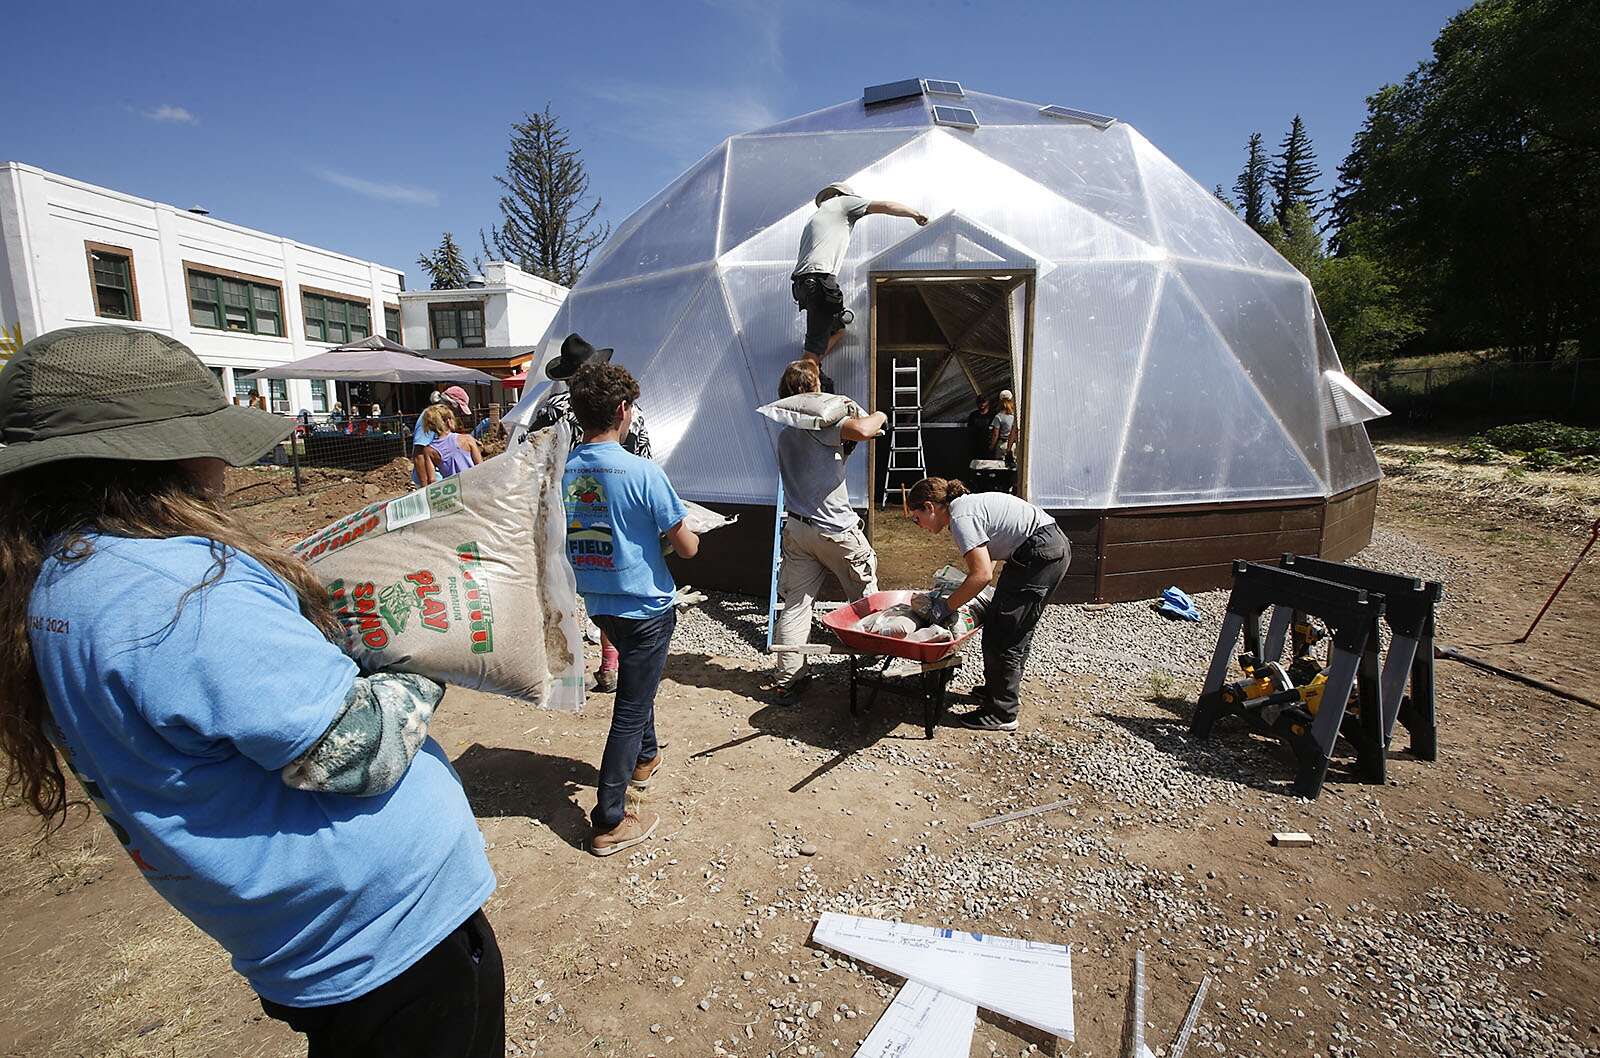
[[1277, 554, 1443, 760], [1191, 561, 1387, 798]]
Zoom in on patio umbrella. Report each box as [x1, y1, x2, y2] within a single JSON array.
[[501, 369, 529, 389], [247, 334, 496, 384]]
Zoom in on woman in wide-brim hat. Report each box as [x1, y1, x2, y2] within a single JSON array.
[[0, 325, 504, 1056]]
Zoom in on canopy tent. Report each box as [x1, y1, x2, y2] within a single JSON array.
[[247, 335, 496, 384], [527, 81, 1385, 510]]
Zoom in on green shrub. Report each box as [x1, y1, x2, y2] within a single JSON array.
[[1457, 438, 1502, 464], [1561, 454, 1600, 475], [1521, 447, 1568, 471], [1478, 421, 1600, 456]]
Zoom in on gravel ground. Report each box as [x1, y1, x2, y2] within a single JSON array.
[[667, 526, 1478, 685], [645, 525, 1597, 1058]]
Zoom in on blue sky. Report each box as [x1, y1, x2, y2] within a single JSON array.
[[3, 0, 1464, 282]]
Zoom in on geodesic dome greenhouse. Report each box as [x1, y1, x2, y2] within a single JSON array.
[[519, 81, 1386, 599]]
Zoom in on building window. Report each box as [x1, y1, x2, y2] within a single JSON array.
[[430, 303, 485, 349], [232, 373, 259, 405], [207, 365, 225, 395], [187, 266, 281, 336], [85, 242, 139, 320], [385, 305, 401, 343], [268, 378, 289, 414], [310, 379, 330, 413], [303, 291, 371, 345]]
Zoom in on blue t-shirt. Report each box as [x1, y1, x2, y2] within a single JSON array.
[[28, 536, 495, 1007], [564, 441, 688, 619]]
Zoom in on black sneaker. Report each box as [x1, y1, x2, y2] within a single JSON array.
[[764, 673, 812, 707], [955, 708, 1017, 733]]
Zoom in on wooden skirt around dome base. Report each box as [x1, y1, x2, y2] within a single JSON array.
[[664, 481, 1379, 605]]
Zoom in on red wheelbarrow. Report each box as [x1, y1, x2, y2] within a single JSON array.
[[817, 590, 981, 738]]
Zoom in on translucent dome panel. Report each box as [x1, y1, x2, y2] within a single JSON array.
[[1028, 262, 1164, 508], [1175, 262, 1325, 480], [1114, 280, 1321, 505], [723, 132, 1157, 268], [564, 265, 713, 368], [753, 95, 931, 136], [1313, 304, 1381, 495], [959, 91, 1068, 127], [581, 144, 727, 287], [864, 212, 1047, 274], [634, 275, 777, 503], [969, 123, 1157, 245], [718, 130, 924, 254], [722, 263, 872, 506], [1128, 130, 1298, 275]]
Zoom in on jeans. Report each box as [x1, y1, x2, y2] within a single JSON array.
[[983, 524, 1071, 723], [591, 608, 677, 830], [260, 909, 503, 1058]]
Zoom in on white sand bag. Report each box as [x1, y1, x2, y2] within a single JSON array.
[[292, 427, 584, 710], [757, 392, 865, 431], [680, 499, 739, 535]]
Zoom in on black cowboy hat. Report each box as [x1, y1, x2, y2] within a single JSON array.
[[545, 333, 614, 380], [0, 325, 290, 478]]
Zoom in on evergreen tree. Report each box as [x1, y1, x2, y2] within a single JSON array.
[[481, 105, 610, 287], [1262, 202, 1325, 279], [1270, 116, 1323, 229], [1213, 185, 1236, 213], [1232, 132, 1270, 232], [417, 232, 473, 290]]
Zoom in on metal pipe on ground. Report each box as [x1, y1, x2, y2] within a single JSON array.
[[1435, 646, 1600, 710]]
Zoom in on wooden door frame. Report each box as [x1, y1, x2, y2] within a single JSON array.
[[864, 269, 1037, 541]]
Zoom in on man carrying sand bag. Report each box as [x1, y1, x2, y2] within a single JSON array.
[[764, 358, 887, 705]]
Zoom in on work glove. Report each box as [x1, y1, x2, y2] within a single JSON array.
[[929, 597, 955, 627]]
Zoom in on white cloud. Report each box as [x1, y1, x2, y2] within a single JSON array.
[[585, 80, 780, 154], [142, 104, 198, 125], [311, 168, 440, 208]]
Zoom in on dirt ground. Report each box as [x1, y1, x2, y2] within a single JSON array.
[[2, 449, 1597, 1058]]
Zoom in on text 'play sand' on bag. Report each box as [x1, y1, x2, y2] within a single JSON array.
[[293, 427, 584, 710]]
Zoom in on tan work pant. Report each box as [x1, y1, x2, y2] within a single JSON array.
[[773, 517, 878, 680]]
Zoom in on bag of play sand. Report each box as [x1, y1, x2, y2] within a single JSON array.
[[292, 427, 585, 710], [756, 392, 865, 431]]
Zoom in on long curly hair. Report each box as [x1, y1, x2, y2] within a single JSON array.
[[0, 459, 340, 832]]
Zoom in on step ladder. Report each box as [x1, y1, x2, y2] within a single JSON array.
[[880, 358, 926, 509]]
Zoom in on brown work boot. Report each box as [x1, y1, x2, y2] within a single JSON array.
[[591, 811, 659, 857], [630, 751, 664, 790]]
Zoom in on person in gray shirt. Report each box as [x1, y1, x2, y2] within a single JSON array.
[[768, 359, 887, 703], [792, 182, 927, 389], [907, 477, 1070, 732]]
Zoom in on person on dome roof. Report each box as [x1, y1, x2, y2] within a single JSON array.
[[792, 182, 927, 392]]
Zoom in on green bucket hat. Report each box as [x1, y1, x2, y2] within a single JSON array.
[[0, 325, 291, 478]]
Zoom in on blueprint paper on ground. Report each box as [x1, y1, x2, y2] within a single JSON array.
[[855, 981, 976, 1058], [813, 912, 1074, 1041]]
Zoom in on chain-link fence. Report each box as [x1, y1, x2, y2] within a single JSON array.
[[228, 413, 418, 509], [1354, 358, 1600, 424]]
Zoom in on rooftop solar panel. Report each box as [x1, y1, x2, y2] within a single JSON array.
[[923, 79, 965, 97], [863, 79, 925, 106], [1039, 104, 1117, 129], [932, 105, 979, 129]]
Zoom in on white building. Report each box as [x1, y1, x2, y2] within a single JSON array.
[[399, 260, 566, 389], [0, 161, 405, 413]]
